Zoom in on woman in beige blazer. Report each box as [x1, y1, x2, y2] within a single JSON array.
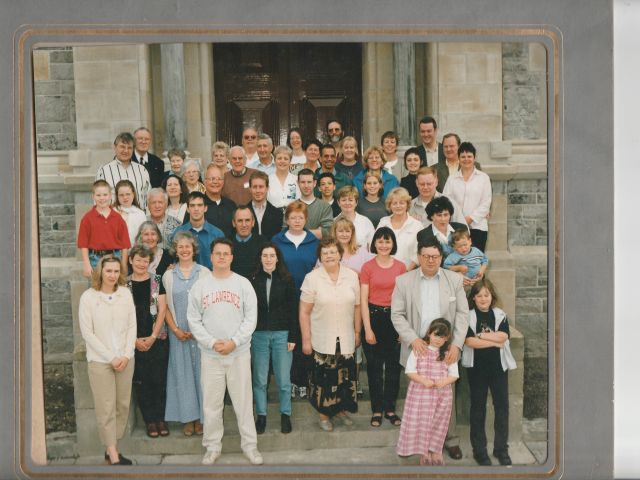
[[78, 255, 137, 466]]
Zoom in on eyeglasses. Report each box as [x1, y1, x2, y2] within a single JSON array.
[[420, 254, 442, 261], [243, 135, 257, 140]]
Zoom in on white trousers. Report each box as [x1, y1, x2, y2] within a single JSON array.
[[200, 350, 257, 453]]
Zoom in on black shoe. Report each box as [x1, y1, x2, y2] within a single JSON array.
[[473, 451, 492, 466], [281, 414, 292, 434], [105, 452, 133, 465], [493, 450, 512, 466], [255, 415, 266, 434], [446, 445, 463, 460]]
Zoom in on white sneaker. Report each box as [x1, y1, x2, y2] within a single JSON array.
[[298, 386, 307, 399], [291, 384, 298, 399], [202, 450, 220, 465], [244, 449, 264, 465]]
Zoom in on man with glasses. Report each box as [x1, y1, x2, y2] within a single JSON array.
[[326, 119, 344, 158], [391, 237, 469, 461], [242, 127, 259, 166], [187, 237, 262, 465], [197, 164, 236, 239]]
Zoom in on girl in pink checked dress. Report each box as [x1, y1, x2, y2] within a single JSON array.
[[396, 318, 459, 466]]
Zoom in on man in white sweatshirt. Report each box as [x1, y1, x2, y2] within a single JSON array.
[[187, 237, 262, 466]]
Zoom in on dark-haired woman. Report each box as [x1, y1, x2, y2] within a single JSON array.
[[442, 142, 492, 252], [127, 245, 170, 438], [162, 174, 189, 223], [250, 242, 299, 435], [360, 227, 407, 428], [417, 196, 468, 261], [287, 128, 307, 165]]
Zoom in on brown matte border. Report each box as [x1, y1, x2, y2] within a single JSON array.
[[16, 24, 560, 479]]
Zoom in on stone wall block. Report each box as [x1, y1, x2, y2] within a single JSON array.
[[33, 51, 50, 81], [39, 245, 61, 257], [516, 265, 538, 287], [35, 96, 71, 123], [50, 215, 76, 231], [509, 193, 537, 204], [437, 54, 466, 84], [49, 63, 74, 81], [39, 190, 74, 204], [441, 84, 501, 114], [517, 286, 547, 298], [35, 81, 60, 96], [37, 122, 62, 134], [74, 45, 138, 62], [466, 53, 501, 84], [50, 50, 73, 63], [74, 62, 111, 91], [41, 279, 71, 302], [43, 328, 74, 354], [516, 298, 543, 314], [44, 301, 72, 317]]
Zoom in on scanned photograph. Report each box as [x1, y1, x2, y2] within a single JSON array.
[[35, 41, 549, 469]]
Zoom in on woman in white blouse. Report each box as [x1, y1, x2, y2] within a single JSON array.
[[268, 145, 301, 210], [443, 142, 492, 252], [78, 255, 136, 466], [300, 238, 362, 432], [335, 185, 375, 250], [376, 187, 423, 270]]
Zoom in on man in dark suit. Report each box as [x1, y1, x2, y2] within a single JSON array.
[[416, 116, 446, 168], [133, 127, 166, 188], [247, 170, 283, 241]]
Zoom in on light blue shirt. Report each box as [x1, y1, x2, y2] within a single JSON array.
[[419, 268, 441, 337], [249, 157, 276, 176]]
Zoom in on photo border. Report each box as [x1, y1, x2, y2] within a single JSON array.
[[1, 1, 613, 478]]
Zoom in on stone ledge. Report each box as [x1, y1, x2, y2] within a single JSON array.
[[511, 245, 548, 264], [40, 258, 83, 277]]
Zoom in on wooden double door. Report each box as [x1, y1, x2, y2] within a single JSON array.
[[214, 43, 362, 147]]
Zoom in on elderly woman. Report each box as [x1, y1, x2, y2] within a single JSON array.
[[78, 255, 136, 465], [335, 185, 375, 250], [380, 131, 407, 181], [300, 238, 362, 431], [166, 149, 186, 178], [334, 136, 363, 181], [360, 227, 407, 428], [250, 242, 299, 435], [182, 159, 206, 194], [211, 141, 231, 172], [163, 231, 210, 436], [272, 200, 320, 399], [162, 174, 188, 223], [127, 245, 169, 438], [353, 145, 400, 200], [268, 145, 301, 210], [443, 141, 492, 252], [134, 221, 173, 278], [417, 195, 468, 260], [376, 187, 423, 270]]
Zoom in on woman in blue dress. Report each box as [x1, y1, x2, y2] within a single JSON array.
[[163, 231, 211, 436]]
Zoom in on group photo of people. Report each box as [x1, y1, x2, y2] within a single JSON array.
[[77, 116, 516, 468]]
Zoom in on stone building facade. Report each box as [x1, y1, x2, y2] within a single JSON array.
[[35, 42, 549, 447]]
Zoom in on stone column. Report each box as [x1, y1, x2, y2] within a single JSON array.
[[160, 44, 188, 151], [361, 43, 394, 148], [393, 43, 416, 145]]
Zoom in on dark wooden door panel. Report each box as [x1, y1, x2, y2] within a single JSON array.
[[214, 43, 362, 147]]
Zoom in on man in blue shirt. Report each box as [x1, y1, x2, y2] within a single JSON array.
[[175, 191, 224, 269]]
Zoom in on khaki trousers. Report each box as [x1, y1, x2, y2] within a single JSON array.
[[88, 360, 134, 447], [201, 350, 257, 454]]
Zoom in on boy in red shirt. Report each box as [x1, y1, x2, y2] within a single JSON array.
[[77, 180, 131, 278]]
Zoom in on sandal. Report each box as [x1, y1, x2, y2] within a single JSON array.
[[384, 412, 402, 426], [194, 420, 204, 436], [146, 422, 159, 438], [157, 421, 169, 436], [183, 421, 194, 437], [370, 414, 383, 427]]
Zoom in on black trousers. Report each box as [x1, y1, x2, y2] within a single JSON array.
[[467, 364, 509, 454], [470, 229, 488, 253], [133, 338, 169, 423], [361, 304, 402, 414]]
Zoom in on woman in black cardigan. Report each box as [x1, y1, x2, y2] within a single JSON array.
[[250, 242, 299, 435]]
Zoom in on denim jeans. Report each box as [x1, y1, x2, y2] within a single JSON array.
[[88, 249, 122, 269], [251, 330, 293, 416]]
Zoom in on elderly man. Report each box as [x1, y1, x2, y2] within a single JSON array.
[[230, 206, 265, 278], [174, 192, 224, 270], [146, 188, 182, 249], [416, 116, 446, 168], [242, 127, 259, 165], [187, 238, 262, 466], [200, 164, 237, 239], [297, 168, 333, 239], [222, 146, 257, 206], [247, 171, 284, 240], [409, 166, 467, 227], [391, 237, 469, 461], [248, 133, 276, 176], [96, 132, 151, 210], [314, 144, 352, 198], [132, 127, 165, 188]]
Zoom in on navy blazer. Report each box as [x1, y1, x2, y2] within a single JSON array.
[[248, 201, 284, 241], [133, 152, 165, 188]]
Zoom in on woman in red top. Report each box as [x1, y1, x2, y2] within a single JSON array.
[[360, 226, 407, 428]]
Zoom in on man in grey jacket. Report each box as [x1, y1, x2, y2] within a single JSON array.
[[391, 237, 469, 460], [187, 237, 263, 466]]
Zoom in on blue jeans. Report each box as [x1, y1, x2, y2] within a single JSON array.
[[251, 330, 292, 416], [88, 249, 122, 269]]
